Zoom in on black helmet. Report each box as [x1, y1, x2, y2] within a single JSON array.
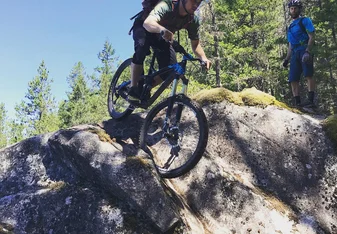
[[288, 0, 303, 8]]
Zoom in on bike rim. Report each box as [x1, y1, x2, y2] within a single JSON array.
[[109, 62, 132, 117], [144, 101, 203, 173]]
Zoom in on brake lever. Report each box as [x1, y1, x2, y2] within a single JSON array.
[[200, 61, 207, 73]]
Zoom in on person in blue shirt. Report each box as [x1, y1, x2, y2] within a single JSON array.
[[283, 0, 316, 107]]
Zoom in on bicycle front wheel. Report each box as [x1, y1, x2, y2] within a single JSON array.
[[140, 94, 208, 178], [107, 58, 134, 120]]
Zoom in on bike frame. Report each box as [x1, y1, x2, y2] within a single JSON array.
[[129, 44, 200, 110]]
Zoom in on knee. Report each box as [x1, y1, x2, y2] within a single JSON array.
[[132, 52, 146, 65], [132, 41, 149, 64], [132, 26, 150, 65]]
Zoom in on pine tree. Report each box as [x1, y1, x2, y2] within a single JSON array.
[[91, 40, 119, 121], [309, 0, 337, 113], [7, 119, 25, 145], [14, 60, 59, 138], [0, 103, 7, 148], [59, 62, 92, 127]]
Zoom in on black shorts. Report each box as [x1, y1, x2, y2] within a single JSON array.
[[132, 18, 177, 71]]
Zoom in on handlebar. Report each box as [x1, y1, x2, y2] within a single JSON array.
[[171, 41, 205, 66], [159, 30, 206, 66]]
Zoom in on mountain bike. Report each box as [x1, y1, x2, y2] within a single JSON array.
[[107, 41, 208, 178]]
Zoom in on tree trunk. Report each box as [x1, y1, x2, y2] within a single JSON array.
[[209, 1, 221, 87]]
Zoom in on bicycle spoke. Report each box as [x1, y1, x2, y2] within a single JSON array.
[[108, 58, 134, 119], [144, 100, 202, 171]]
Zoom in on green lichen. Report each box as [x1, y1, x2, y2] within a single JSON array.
[[125, 156, 154, 172], [192, 87, 243, 106], [87, 128, 115, 144], [322, 115, 337, 146], [47, 181, 67, 191], [192, 87, 295, 111]]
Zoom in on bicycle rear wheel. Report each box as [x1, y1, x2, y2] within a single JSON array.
[[108, 58, 134, 120], [139, 94, 208, 178]]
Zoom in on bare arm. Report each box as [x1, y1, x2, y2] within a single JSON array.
[[306, 32, 315, 53], [143, 15, 166, 34], [285, 42, 292, 60], [143, 2, 173, 42], [191, 39, 211, 69], [143, 15, 173, 42]]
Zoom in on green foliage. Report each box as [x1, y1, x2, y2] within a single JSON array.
[[13, 61, 59, 140], [0, 103, 7, 148], [323, 115, 337, 146], [91, 40, 119, 121], [59, 41, 119, 128], [6, 119, 25, 145], [308, 0, 337, 113], [58, 62, 92, 127], [196, 0, 337, 113], [4, 0, 337, 139]]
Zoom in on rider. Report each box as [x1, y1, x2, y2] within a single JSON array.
[[128, 0, 212, 104], [282, 0, 316, 107]]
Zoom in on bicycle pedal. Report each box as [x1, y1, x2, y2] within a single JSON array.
[[128, 98, 141, 106], [128, 105, 136, 111]]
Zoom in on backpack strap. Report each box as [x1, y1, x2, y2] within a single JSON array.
[[130, 11, 143, 21], [298, 17, 307, 34], [287, 17, 309, 47]]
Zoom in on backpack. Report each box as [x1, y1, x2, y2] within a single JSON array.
[[288, 17, 307, 34], [130, 0, 179, 21], [142, 0, 161, 18], [288, 17, 309, 44], [298, 17, 307, 35], [129, 0, 181, 35]]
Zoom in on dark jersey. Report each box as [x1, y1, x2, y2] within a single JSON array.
[[148, 0, 200, 40]]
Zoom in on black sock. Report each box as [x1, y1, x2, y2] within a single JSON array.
[[294, 96, 301, 105], [308, 91, 315, 103]]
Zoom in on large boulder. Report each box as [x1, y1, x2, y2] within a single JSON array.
[[168, 101, 337, 233], [1, 88, 337, 233], [0, 118, 179, 233]]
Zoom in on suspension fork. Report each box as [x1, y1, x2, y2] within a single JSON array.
[[175, 76, 188, 125], [162, 77, 179, 132], [163, 75, 188, 131]]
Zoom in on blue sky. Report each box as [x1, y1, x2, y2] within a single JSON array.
[[0, 1, 140, 119]]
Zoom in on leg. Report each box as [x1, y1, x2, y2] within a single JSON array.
[[291, 81, 300, 97], [289, 51, 302, 105], [131, 63, 143, 87], [129, 20, 150, 102], [153, 40, 177, 87], [304, 76, 315, 105], [306, 76, 315, 92], [131, 20, 150, 87], [302, 51, 315, 105]]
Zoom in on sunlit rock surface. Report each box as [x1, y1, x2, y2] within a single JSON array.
[[1, 90, 336, 233]]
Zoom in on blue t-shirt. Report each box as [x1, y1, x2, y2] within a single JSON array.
[[287, 17, 315, 51]]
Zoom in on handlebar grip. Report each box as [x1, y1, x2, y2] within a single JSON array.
[[200, 61, 207, 72]]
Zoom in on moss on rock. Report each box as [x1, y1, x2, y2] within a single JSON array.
[[192, 87, 243, 106], [322, 115, 337, 146], [192, 87, 292, 110], [87, 128, 116, 144]]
